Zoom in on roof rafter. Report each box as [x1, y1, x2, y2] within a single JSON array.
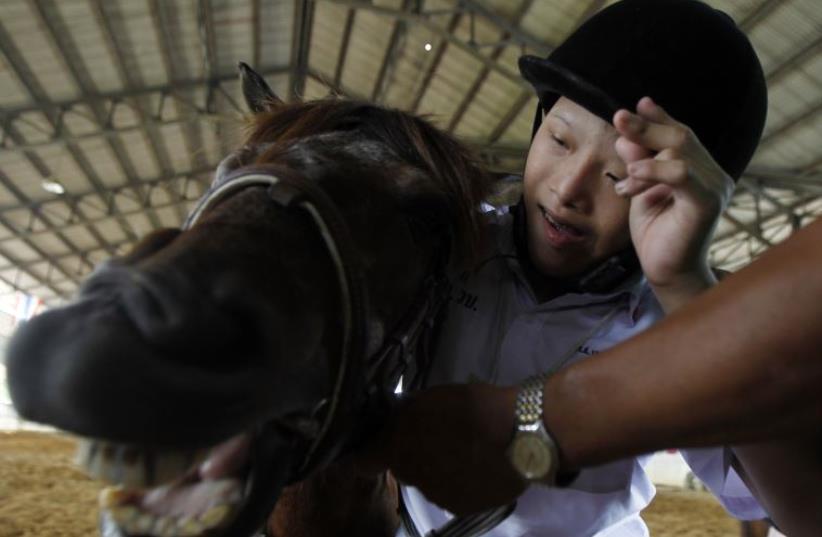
[[320, 0, 532, 93], [0, 165, 214, 216], [1, 67, 290, 120], [31, 0, 168, 231], [152, 0, 213, 220], [291, 0, 315, 100], [447, 0, 537, 133], [93, 0, 189, 225], [0, 13, 133, 285], [333, 8, 356, 90], [252, 0, 261, 68], [371, 0, 414, 103], [409, 12, 461, 113], [739, 0, 783, 32], [458, 0, 550, 55]]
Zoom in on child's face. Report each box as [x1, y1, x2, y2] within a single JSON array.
[[522, 97, 632, 278]]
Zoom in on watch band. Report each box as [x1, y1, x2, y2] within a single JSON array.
[[514, 373, 549, 427], [509, 372, 579, 487]]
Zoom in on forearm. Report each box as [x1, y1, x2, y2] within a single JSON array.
[[650, 263, 717, 314], [545, 218, 822, 468], [733, 438, 822, 537], [370, 221, 822, 517]]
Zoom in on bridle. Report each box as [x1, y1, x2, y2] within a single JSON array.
[[185, 146, 514, 537], [183, 155, 450, 480]]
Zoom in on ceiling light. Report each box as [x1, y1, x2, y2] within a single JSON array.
[[424, 43, 432, 52], [41, 179, 65, 195]]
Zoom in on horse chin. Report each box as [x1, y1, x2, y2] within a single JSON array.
[[88, 425, 296, 537]]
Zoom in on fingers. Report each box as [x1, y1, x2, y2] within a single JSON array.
[[614, 158, 686, 198], [613, 98, 691, 154], [636, 96, 677, 125], [628, 158, 688, 185], [615, 135, 653, 164]]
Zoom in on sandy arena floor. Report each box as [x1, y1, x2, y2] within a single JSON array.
[[0, 431, 743, 537]]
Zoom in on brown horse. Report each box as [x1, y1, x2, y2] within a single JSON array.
[[6, 63, 491, 537]]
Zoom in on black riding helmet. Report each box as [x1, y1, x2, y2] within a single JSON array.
[[518, 0, 767, 181], [512, 0, 768, 294]]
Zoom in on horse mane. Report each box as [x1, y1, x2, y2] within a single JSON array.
[[242, 99, 493, 264]]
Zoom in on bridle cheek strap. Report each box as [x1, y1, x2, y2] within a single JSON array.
[[184, 166, 368, 478]]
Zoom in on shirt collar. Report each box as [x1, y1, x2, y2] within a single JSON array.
[[491, 209, 650, 319]]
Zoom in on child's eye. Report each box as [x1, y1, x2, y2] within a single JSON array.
[[551, 135, 567, 148], [606, 172, 624, 183]]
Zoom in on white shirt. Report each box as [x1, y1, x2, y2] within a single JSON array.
[[399, 210, 765, 537]]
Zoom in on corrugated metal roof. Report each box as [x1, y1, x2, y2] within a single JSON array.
[[0, 0, 819, 303]]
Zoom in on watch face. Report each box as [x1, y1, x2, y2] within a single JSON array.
[[510, 433, 554, 480]]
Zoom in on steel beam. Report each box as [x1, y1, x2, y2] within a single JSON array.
[[574, 0, 608, 26], [0, 239, 134, 274], [199, 0, 218, 78], [0, 168, 86, 288], [0, 12, 126, 283], [371, 0, 413, 103], [0, 165, 214, 215], [720, 212, 773, 247], [0, 242, 66, 298], [151, 0, 210, 222], [252, 0, 261, 67], [96, 0, 189, 224], [0, 194, 200, 247], [758, 99, 822, 149], [32, 0, 167, 230], [713, 193, 819, 243], [487, 90, 531, 143], [333, 9, 356, 89], [409, 12, 461, 113], [307, 69, 367, 100], [765, 34, 822, 86], [291, 0, 315, 100], [739, 0, 783, 32], [447, 0, 536, 133], [457, 0, 550, 55], [2, 124, 126, 257], [321, 0, 531, 92], [1, 67, 289, 120]]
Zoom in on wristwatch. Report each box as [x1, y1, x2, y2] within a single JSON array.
[[507, 373, 561, 485]]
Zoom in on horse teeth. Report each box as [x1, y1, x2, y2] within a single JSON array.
[[102, 500, 237, 536], [109, 505, 139, 526], [152, 516, 177, 537], [134, 513, 156, 533], [77, 438, 212, 488], [199, 504, 231, 529], [98, 486, 130, 509], [177, 517, 206, 536], [74, 439, 94, 467]]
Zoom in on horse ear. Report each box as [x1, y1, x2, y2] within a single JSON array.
[[239, 61, 284, 114]]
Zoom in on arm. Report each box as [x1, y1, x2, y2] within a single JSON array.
[[547, 216, 822, 464], [372, 217, 822, 529], [547, 216, 822, 534]]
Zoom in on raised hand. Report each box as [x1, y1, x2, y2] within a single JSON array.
[[612, 97, 734, 311]]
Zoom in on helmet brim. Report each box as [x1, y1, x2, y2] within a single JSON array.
[[518, 55, 626, 125]]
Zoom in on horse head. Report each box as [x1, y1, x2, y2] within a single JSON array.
[[5, 63, 491, 537]]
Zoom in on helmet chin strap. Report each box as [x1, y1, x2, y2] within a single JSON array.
[[511, 198, 640, 296]]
